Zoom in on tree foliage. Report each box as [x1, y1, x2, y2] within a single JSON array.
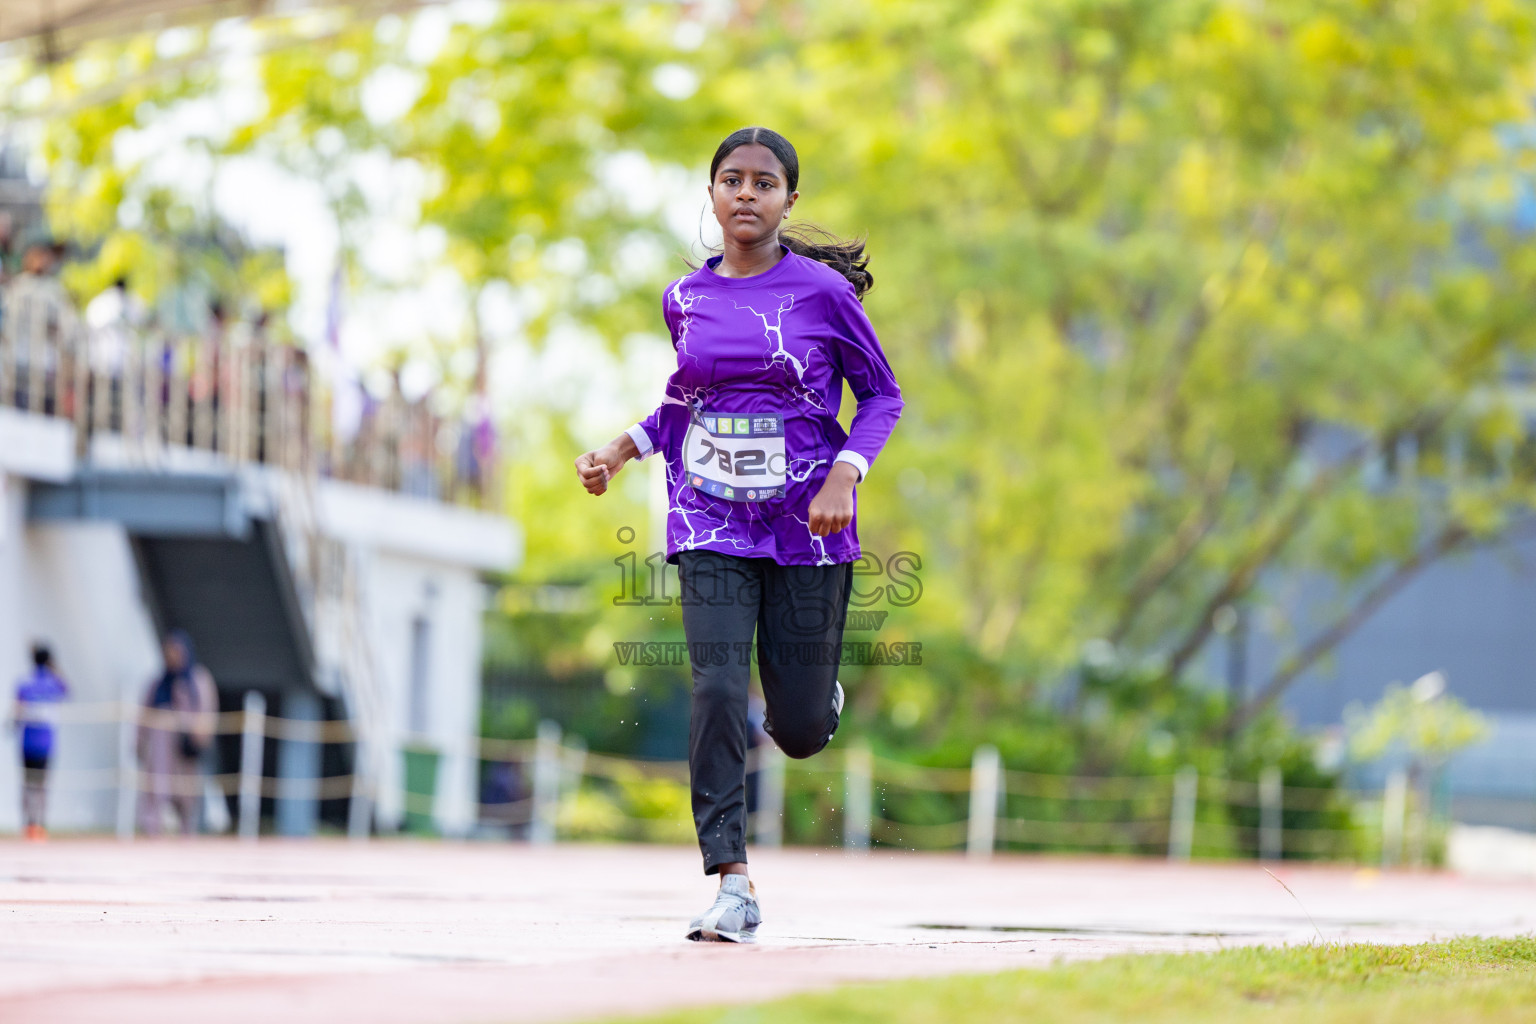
[[1348, 677, 1490, 766]]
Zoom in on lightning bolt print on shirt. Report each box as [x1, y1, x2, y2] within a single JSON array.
[[626, 247, 904, 566]]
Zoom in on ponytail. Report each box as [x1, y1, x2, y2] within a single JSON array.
[[781, 222, 874, 300], [703, 126, 875, 301]]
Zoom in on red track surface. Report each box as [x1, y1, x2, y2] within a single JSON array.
[[2, 838, 1533, 1023]]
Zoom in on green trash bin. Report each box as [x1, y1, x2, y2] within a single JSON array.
[[402, 745, 441, 835]]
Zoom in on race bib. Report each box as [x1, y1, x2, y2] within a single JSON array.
[[683, 411, 787, 501]]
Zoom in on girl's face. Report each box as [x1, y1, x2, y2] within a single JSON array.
[[709, 143, 798, 249]]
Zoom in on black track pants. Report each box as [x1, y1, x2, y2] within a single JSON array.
[[678, 549, 854, 875]]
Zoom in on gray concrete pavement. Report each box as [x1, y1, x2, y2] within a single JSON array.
[[1, 838, 1533, 1023]]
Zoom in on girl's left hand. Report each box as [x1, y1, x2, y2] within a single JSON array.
[[807, 462, 860, 535]]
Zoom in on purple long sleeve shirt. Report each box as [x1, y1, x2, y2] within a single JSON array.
[[628, 247, 904, 566]]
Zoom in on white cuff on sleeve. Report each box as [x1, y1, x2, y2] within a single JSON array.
[[626, 423, 655, 459], [833, 450, 869, 483]]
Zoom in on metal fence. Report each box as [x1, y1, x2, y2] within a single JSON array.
[[12, 699, 1418, 865], [0, 302, 495, 505]]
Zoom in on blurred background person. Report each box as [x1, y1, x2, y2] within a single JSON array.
[[1, 238, 78, 412], [188, 299, 226, 448], [0, 211, 15, 287], [84, 275, 146, 428], [84, 275, 142, 375], [478, 759, 523, 838], [13, 642, 69, 841], [400, 387, 442, 500], [285, 344, 311, 467], [137, 630, 217, 836]]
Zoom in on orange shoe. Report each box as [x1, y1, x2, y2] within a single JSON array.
[[24, 825, 45, 842]]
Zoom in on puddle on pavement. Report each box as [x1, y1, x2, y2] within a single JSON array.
[[912, 923, 1265, 939]]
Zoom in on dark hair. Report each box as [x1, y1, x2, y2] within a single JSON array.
[[707, 126, 874, 300], [166, 628, 196, 666], [31, 643, 51, 668]]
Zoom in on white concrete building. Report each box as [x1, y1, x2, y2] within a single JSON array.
[[0, 353, 518, 838]]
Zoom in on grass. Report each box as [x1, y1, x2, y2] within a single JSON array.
[[595, 937, 1536, 1024]]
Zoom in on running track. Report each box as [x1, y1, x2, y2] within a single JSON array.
[[2, 839, 1533, 1023]]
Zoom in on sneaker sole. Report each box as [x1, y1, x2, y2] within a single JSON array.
[[688, 926, 757, 944]]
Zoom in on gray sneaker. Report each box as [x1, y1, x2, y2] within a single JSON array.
[[766, 680, 844, 749], [686, 873, 760, 943], [825, 679, 844, 744]]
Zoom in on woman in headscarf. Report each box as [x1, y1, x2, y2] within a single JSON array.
[[137, 630, 218, 836]]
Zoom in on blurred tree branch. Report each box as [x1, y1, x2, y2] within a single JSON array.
[[1226, 521, 1474, 737]]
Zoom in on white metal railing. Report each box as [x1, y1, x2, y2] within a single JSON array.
[[0, 306, 496, 506], [12, 701, 1397, 863]]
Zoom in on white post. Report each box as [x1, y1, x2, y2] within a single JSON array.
[[844, 742, 872, 851], [754, 746, 785, 848], [562, 735, 588, 818], [274, 691, 322, 837], [1382, 768, 1408, 868], [1259, 765, 1282, 862], [238, 690, 266, 842], [967, 744, 1001, 859], [1407, 764, 1426, 868], [1168, 765, 1198, 861], [530, 720, 561, 845], [115, 691, 138, 841], [347, 739, 372, 842]]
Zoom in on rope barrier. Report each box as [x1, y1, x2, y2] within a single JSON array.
[[869, 755, 973, 792], [1205, 776, 1344, 811], [579, 750, 691, 783], [1000, 817, 1171, 846], [261, 717, 358, 743], [477, 796, 535, 825], [1002, 769, 1177, 800], [871, 816, 970, 849], [476, 737, 537, 761], [8, 699, 1374, 860], [566, 807, 694, 835]]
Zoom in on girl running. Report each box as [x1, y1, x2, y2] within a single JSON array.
[[575, 126, 904, 942]]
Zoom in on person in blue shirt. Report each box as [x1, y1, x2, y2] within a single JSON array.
[[14, 643, 68, 841]]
